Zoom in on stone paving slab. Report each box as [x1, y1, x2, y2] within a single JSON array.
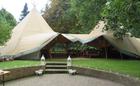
[[1, 74, 124, 86]]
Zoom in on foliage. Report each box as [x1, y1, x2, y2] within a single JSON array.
[[102, 0, 140, 38], [66, 0, 107, 33], [19, 3, 29, 21], [0, 17, 10, 45], [0, 8, 16, 27], [0, 8, 16, 45], [43, 0, 71, 33], [43, 0, 107, 33], [44, 0, 140, 38], [69, 42, 97, 51], [50, 43, 67, 53]]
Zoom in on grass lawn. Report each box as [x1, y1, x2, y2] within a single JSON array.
[[43, 58, 140, 79], [72, 58, 140, 79], [0, 60, 40, 69], [0, 58, 140, 79]]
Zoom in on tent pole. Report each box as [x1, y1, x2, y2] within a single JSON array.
[[120, 52, 123, 60], [105, 48, 108, 59], [47, 49, 52, 59], [64, 43, 69, 57]]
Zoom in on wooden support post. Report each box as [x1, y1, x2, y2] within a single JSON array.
[[47, 49, 52, 59], [64, 43, 69, 57], [105, 48, 108, 59], [120, 52, 123, 60]]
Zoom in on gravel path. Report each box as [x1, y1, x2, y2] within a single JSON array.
[[1, 74, 124, 86]]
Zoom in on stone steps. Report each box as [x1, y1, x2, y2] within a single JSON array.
[[45, 62, 67, 74], [45, 69, 68, 73], [46, 62, 67, 65], [45, 65, 67, 69]]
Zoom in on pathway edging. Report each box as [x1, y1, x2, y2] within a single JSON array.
[[72, 66, 140, 86], [1, 66, 140, 86]]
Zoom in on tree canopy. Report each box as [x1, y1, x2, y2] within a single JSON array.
[[43, 0, 107, 34], [0, 8, 16, 45], [102, 0, 140, 38], [68, 0, 107, 33], [43, 0, 140, 38], [43, 0, 71, 33]]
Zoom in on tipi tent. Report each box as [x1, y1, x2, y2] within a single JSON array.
[[0, 7, 140, 59], [0, 8, 58, 59], [83, 21, 140, 58]]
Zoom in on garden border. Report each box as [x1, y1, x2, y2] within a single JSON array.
[[72, 66, 140, 86]]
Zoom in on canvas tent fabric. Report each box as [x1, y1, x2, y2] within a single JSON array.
[[81, 21, 106, 44], [0, 8, 58, 58], [82, 21, 140, 57], [62, 34, 89, 43], [60, 21, 140, 58], [62, 21, 105, 44], [55, 34, 75, 43], [104, 34, 140, 57]]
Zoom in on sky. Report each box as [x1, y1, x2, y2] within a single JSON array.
[[0, 0, 50, 21]]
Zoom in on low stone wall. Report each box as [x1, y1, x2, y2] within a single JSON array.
[[0, 66, 140, 86], [72, 66, 140, 86], [0, 66, 43, 81]]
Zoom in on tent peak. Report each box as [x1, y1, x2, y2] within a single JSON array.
[[31, 0, 37, 8]]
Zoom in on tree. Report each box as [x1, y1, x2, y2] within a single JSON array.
[[102, 0, 140, 38], [0, 17, 10, 45], [66, 0, 107, 33], [43, 0, 107, 33], [43, 0, 71, 33], [0, 8, 16, 45], [19, 3, 29, 21], [0, 8, 16, 28]]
